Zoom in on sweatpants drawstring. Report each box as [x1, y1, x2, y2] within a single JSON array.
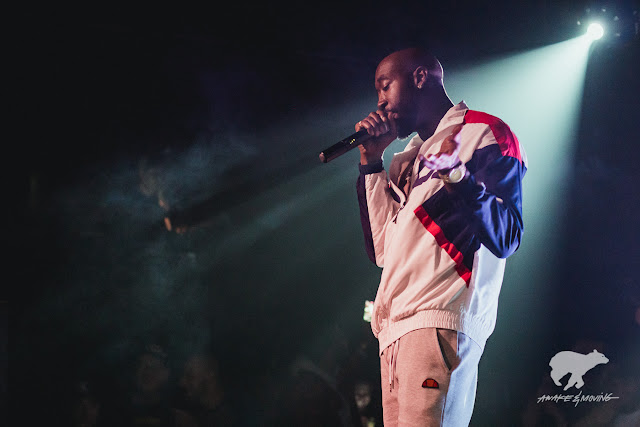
[[389, 339, 400, 392]]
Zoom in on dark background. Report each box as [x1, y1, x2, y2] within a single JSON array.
[[13, 1, 640, 425]]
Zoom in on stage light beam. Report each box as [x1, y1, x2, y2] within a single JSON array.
[[442, 35, 596, 410]]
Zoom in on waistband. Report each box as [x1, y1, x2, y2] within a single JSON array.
[[376, 309, 491, 356]]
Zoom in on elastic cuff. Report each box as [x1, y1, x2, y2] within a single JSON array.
[[359, 160, 384, 174]]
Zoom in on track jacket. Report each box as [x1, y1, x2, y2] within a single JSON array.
[[356, 101, 527, 355]]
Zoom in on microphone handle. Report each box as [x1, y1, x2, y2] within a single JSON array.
[[319, 129, 370, 163]]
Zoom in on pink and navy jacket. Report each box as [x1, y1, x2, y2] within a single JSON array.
[[357, 101, 527, 355]]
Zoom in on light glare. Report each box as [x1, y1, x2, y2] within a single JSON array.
[[587, 22, 605, 40]]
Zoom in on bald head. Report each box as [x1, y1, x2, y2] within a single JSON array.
[[373, 47, 452, 140], [377, 48, 444, 87]]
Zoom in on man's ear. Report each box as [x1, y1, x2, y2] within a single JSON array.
[[413, 66, 428, 89]]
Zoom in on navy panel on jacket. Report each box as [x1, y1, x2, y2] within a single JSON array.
[[417, 143, 526, 269]]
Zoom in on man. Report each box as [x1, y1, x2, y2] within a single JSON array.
[[355, 47, 527, 426], [179, 352, 237, 426], [110, 343, 197, 427]]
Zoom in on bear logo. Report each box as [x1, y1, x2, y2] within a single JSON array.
[[549, 349, 609, 391]]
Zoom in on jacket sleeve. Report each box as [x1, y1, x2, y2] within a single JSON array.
[[356, 160, 401, 267], [449, 127, 527, 259]]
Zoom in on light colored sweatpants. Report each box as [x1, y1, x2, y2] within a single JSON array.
[[379, 327, 483, 427]]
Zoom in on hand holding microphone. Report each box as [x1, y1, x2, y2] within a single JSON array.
[[319, 110, 398, 163], [356, 110, 398, 165]]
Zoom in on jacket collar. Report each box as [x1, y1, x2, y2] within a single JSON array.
[[405, 100, 469, 151], [388, 101, 469, 188]]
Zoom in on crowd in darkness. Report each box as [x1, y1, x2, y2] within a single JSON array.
[[60, 320, 384, 427], [56, 325, 640, 427]]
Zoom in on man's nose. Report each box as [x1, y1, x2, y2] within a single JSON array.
[[377, 99, 388, 111]]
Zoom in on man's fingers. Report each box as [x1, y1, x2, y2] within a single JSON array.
[[356, 111, 391, 136], [417, 125, 464, 171], [361, 117, 378, 135], [419, 153, 460, 171], [369, 111, 389, 136], [419, 154, 440, 170], [357, 117, 373, 135]]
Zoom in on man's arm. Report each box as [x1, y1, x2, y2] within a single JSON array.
[[421, 118, 526, 259], [445, 155, 525, 258], [356, 161, 400, 266], [355, 110, 401, 266]]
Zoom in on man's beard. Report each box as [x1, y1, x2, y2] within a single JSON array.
[[395, 116, 415, 139], [393, 102, 417, 139]]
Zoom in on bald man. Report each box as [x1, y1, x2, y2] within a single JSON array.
[[355, 48, 527, 426]]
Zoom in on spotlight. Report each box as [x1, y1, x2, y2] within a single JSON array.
[[587, 22, 605, 40], [576, 4, 639, 44]]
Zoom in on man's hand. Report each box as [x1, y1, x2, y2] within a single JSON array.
[[419, 124, 463, 171], [356, 110, 398, 165]]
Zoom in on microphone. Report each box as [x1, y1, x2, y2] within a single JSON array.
[[319, 129, 371, 163]]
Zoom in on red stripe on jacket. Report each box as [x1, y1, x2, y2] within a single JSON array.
[[414, 206, 472, 286], [464, 110, 523, 162]]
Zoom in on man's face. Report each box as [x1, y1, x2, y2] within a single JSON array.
[[354, 382, 372, 410], [179, 357, 209, 402], [374, 58, 418, 139]]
